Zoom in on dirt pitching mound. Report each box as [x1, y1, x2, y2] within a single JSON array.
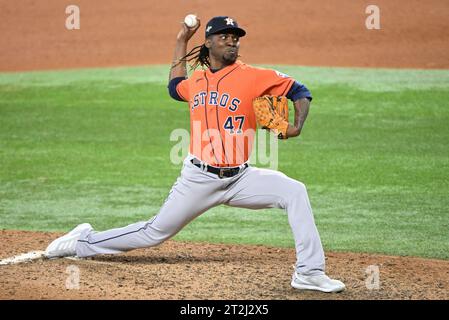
[[0, 230, 447, 300]]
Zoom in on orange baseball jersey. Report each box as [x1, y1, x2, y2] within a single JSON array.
[[176, 60, 294, 167]]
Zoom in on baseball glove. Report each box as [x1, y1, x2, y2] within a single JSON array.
[[253, 95, 289, 139]]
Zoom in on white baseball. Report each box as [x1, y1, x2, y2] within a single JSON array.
[[184, 14, 198, 28]]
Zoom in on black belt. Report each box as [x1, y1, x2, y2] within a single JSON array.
[[190, 159, 248, 178]]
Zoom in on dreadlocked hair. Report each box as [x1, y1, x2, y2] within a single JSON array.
[[173, 44, 210, 70]]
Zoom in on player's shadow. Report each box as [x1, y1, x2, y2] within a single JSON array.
[[87, 253, 253, 265]]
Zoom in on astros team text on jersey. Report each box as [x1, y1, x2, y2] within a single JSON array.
[[176, 60, 294, 166]]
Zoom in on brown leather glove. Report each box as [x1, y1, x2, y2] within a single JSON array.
[[253, 95, 289, 139]]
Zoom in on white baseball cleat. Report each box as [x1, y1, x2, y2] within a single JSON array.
[[45, 223, 93, 259], [291, 272, 346, 293]]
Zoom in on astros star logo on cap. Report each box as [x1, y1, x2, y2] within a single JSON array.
[[225, 18, 234, 25]]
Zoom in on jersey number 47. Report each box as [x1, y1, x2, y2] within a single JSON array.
[[223, 116, 245, 134]]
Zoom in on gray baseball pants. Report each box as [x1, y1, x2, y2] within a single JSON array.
[[76, 154, 325, 276]]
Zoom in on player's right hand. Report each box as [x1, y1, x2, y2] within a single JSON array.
[[176, 17, 201, 43]]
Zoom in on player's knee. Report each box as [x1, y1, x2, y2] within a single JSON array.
[[141, 220, 175, 246], [287, 181, 308, 202]]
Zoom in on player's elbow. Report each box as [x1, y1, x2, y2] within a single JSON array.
[[167, 77, 186, 101], [286, 125, 301, 138], [168, 85, 181, 101]]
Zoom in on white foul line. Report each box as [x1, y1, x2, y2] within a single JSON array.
[[0, 251, 47, 266], [0, 251, 113, 266]]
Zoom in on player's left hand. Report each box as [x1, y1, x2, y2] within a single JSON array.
[[253, 95, 290, 139]]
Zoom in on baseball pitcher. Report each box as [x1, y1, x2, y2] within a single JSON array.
[[45, 16, 345, 293]]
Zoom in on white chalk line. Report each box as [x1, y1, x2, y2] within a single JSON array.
[[0, 251, 115, 266], [0, 251, 47, 266]]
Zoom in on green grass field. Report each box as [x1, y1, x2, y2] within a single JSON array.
[[1, 65, 448, 259]]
